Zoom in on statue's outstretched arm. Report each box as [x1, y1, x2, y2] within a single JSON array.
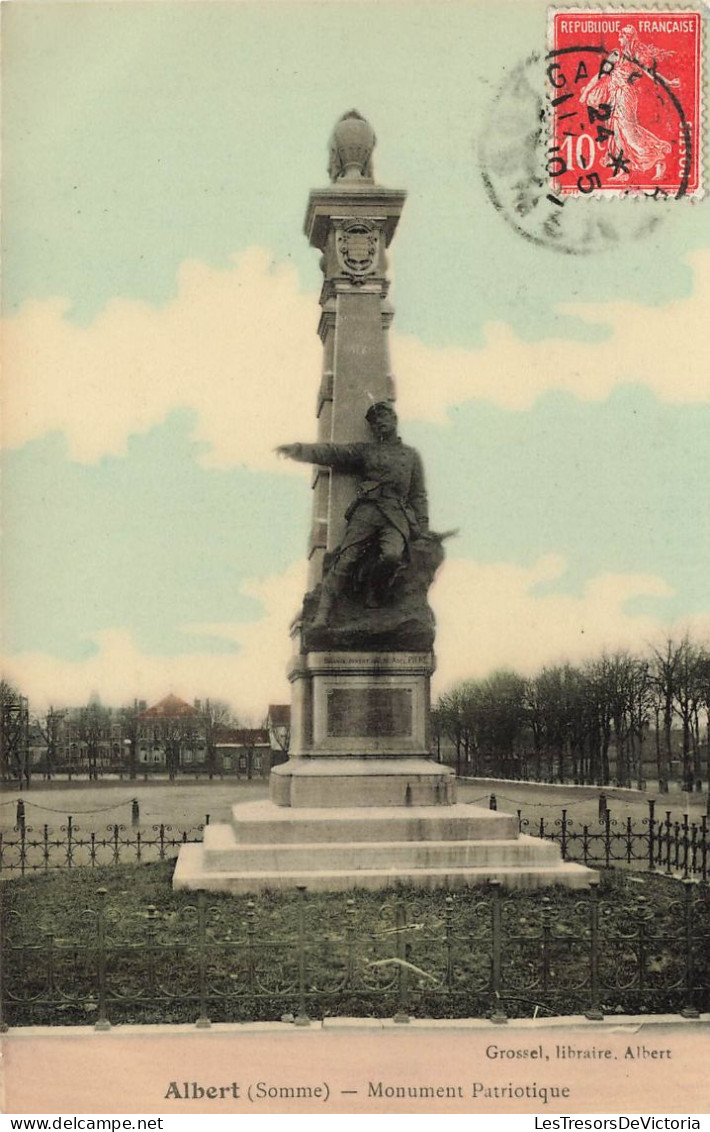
[[275, 442, 365, 472]]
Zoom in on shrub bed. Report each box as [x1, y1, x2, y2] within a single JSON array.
[[2, 864, 708, 1027]]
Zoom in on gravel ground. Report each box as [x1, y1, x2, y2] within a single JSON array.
[[1, 776, 705, 834]]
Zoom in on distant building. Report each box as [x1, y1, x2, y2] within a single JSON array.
[[214, 727, 271, 778], [267, 704, 290, 767], [56, 698, 123, 775], [136, 694, 207, 770]]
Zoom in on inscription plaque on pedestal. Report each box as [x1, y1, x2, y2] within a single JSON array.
[[326, 687, 413, 738]]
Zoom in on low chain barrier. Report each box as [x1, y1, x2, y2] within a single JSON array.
[[1, 879, 708, 1029], [1, 798, 707, 881]]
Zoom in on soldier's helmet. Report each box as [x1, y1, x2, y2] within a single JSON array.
[[365, 400, 397, 423]]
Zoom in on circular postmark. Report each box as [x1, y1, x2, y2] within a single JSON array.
[[478, 43, 690, 254]]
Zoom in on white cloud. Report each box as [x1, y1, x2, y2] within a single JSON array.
[[394, 248, 710, 421], [2, 248, 709, 471], [6, 555, 708, 714], [2, 249, 320, 471], [429, 555, 704, 689], [3, 561, 307, 717]]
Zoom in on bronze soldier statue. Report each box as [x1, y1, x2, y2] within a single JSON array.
[[277, 402, 429, 627]]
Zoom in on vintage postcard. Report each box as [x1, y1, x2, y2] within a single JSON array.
[[1, 0, 709, 1119]]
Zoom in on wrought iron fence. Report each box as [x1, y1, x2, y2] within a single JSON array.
[[517, 802, 708, 882], [0, 819, 207, 875], [2, 879, 708, 1029]]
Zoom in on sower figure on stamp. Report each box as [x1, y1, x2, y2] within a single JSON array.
[[277, 401, 429, 628]]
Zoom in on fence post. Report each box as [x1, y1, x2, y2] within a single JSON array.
[[345, 899, 357, 989], [195, 890, 211, 1028], [679, 879, 700, 1019], [585, 879, 604, 1020], [246, 900, 257, 994], [66, 816, 74, 869], [598, 792, 607, 823], [647, 798, 656, 872], [44, 928, 56, 1008], [294, 885, 310, 1027], [489, 794, 497, 811], [701, 816, 708, 885], [444, 896, 455, 994], [19, 822, 27, 877], [635, 896, 648, 993], [16, 800, 25, 833], [690, 824, 698, 878], [541, 897, 552, 995], [94, 888, 111, 1031], [682, 814, 690, 879], [664, 812, 672, 875], [131, 799, 140, 828], [145, 904, 159, 1000], [489, 881, 507, 1024], [604, 809, 612, 868], [393, 896, 411, 1024]]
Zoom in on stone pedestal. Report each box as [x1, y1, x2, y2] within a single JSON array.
[[273, 650, 451, 807]]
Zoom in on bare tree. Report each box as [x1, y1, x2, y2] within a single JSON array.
[[650, 639, 683, 794], [33, 707, 64, 781], [672, 638, 706, 791], [202, 699, 234, 778], [117, 701, 142, 779], [0, 681, 30, 787]]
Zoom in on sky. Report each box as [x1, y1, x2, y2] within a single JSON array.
[[2, 0, 709, 717]]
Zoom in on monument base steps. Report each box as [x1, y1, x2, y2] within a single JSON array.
[[173, 800, 597, 893]]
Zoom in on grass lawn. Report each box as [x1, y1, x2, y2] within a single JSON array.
[[3, 861, 708, 1027]]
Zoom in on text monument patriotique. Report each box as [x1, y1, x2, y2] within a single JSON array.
[[174, 111, 595, 893]]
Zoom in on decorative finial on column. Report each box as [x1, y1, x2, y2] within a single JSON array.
[[328, 110, 376, 183]]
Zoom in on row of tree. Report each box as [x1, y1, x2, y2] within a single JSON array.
[[0, 687, 247, 785], [433, 637, 710, 792]]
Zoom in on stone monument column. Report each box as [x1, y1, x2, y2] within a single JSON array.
[[304, 111, 405, 588], [271, 110, 453, 808], [172, 110, 595, 892]]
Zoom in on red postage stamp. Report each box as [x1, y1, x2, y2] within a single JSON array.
[[548, 9, 703, 198]]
